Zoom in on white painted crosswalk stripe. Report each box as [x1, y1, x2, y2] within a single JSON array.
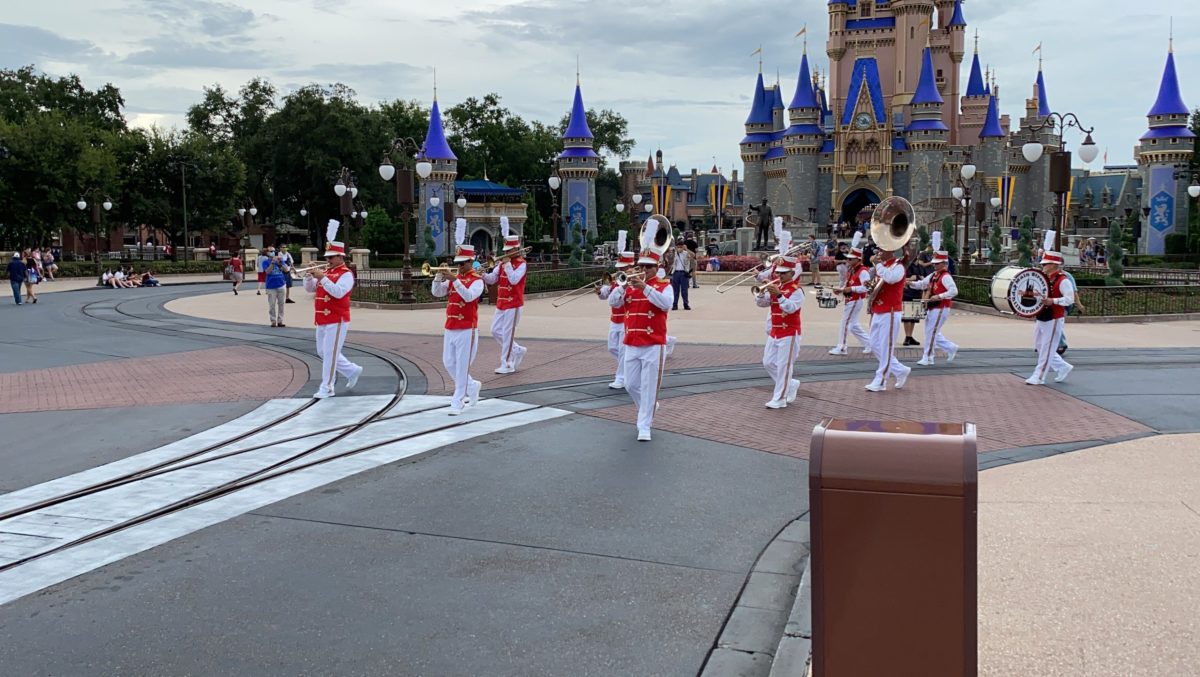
[[0, 396, 568, 605]]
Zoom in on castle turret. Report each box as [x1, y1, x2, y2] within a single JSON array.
[[959, 34, 990, 145], [1138, 43, 1195, 254], [976, 88, 1007, 192], [419, 96, 458, 256], [784, 50, 823, 222], [741, 71, 774, 211], [558, 79, 599, 246], [906, 45, 949, 207]]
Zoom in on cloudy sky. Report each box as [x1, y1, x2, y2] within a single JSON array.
[[2, 0, 1196, 176]]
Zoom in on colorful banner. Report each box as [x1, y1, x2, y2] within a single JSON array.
[[565, 179, 589, 247], [421, 183, 447, 255], [1146, 165, 1177, 255], [653, 183, 672, 216]]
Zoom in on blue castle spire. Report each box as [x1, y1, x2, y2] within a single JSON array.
[[1035, 67, 1051, 118], [1147, 50, 1190, 117], [789, 52, 818, 109], [563, 83, 594, 140], [912, 46, 943, 105], [423, 98, 456, 161], [949, 0, 967, 27], [980, 94, 1005, 138], [745, 72, 773, 125], [965, 52, 986, 97]]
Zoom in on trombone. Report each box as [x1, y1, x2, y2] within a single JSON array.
[[550, 271, 614, 308], [486, 246, 533, 271], [714, 241, 813, 293]]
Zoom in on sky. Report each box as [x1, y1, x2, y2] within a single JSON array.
[[2, 0, 1196, 178]]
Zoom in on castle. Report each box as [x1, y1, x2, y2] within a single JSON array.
[[738, 0, 1195, 255]]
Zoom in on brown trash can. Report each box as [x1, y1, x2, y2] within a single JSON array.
[[809, 419, 977, 677]]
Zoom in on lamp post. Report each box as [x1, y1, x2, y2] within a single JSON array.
[[299, 206, 311, 245], [548, 170, 562, 269], [333, 167, 358, 246], [76, 191, 113, 282], [168, 157, 197, 261], [1170, 168, 1200, 257], [379, 139, 433, 303], [1021, 112, 1100, 251]]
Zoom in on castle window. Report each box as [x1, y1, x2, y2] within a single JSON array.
[[911, 27, 915, 39], [937, 69, 943, 79], [861, 2, 872, 17], [899, 71, 902, 85]]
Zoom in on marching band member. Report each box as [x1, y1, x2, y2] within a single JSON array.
[[482, 217, 528, 374], [864, 246, 912, 392], [596, 230, 633, 389], [304, 220, 363, 399], [907, 235, 959, 366], [609, 220, 674, 441], [829, 232, 871, 355], [754, 254, 803, 409], [431, 219, 485, 414], [1027, 231, 1074, 385]]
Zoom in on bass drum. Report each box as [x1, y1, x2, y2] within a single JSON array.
[[990, 266, 1049, 318]]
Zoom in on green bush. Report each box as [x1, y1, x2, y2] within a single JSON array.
[[1165, 233, 1188, 255]]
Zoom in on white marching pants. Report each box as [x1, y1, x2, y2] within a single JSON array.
[[1031, 318, 1070, 382], [315, 322, 359, 395], [623, 343, 666, 434], [607, 322, 626, 383], [836, 298, 870, 350], [922, 307, 958, 361], [762, 334, 801, 402], [443, 327, 479, 408], [491, 307, 524, 368], [868, 311, 908, 385]]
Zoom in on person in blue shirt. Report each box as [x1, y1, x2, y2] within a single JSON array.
[[261, 246, 290, 326], [7, 252, 27, 305]]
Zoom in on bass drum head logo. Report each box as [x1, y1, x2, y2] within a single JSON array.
[[1007, 268, 1050, 318]]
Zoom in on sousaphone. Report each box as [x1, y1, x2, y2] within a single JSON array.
[[865, 196, 918, 303], [640, 214, 675, 257]]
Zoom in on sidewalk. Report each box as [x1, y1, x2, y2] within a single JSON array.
[[32, 274, 223, 294], [979, 434, 1200, 676], [167, 284, 1200, 349]]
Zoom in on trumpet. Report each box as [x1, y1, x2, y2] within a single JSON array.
[[550, 272, 614, 308], [715, 241, 813, 294], [486, 247, 533, 270], [293, 262, 329, 276], [751, 282, 780, 296], [419, 262, 458, 277], [615, 270, 646, 286]]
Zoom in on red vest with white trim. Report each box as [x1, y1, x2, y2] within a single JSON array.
[[608, 282, 627, 325], [313, 265, 352, 325], [445, 272, 481, 330], [1046, 271, 1067, 320], [870, 259, 905, 314], [769, 278, 802, 339], [622, 278, 671, 347], [931, 271, 953, 309], [496, 259, 526, 311], [846, 263, 868, 301]]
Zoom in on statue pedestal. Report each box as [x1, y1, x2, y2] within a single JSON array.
[[243, 248, 259, 271], [736, 228, 755, 255], [301, 247, 319, 265], [351, 248, 371, 270], [193, 250, 210, 261]]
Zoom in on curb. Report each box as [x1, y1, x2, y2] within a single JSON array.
[[769, 556, 813, 677], [700, 515, 810, 677]]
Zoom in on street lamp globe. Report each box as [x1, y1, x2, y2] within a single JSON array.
[[960, 163, 977, 181], [334, 181, 347, 198], [1022, 141, 1044, 164], [1077, 133, 1100, 164], [456, 196, 467, 209], [615, 203, 625, 213], [300, 208, 308, 217], [990, 197, 1002, 209], [643, 203, 653, 213], [547, 175, 561, 191], [429, 196, 441, 208], [378, 159, 396, 182], [1189, 183, 1200, 199], [102, 200, 113, 211], [415, 160, 433, 179], [350, 186, 359, 199], [76, 200, 87, 211], [351, 211, 358, 219], [238, 208, 246, 217], [952, 186, 965, 200], [631, 194, 642, 205], [961, 199, 968, 208], [361, 209, 368, 219], [249, 207, 258, 216]]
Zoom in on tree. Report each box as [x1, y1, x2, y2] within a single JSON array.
[[444, 94, 560, 187], [940, 217, 958, 259], [360, 204, 405, 253], [1018, 216, 1035, 268], [1106, 216, 1125, 286], [917, 225, 931, 251], [188, 78, 278, 220]]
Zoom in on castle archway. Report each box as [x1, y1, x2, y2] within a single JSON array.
[[838, 187, 881, 229]]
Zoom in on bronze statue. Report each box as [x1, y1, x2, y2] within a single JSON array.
[[748, 198, 773, 250]]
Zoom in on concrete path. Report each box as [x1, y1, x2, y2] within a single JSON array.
[[979, 434, 1200, 676]]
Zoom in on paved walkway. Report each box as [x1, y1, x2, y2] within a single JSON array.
[[979, 434, 1200, 676], [168, 284, 1200, 349]]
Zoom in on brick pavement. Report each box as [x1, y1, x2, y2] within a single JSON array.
[[585, 374, 1152, 458], [354, 332, 903, 395], [0, 347, 307, 414]]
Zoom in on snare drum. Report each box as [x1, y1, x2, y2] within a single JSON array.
[[902, 300, 927, 321]]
